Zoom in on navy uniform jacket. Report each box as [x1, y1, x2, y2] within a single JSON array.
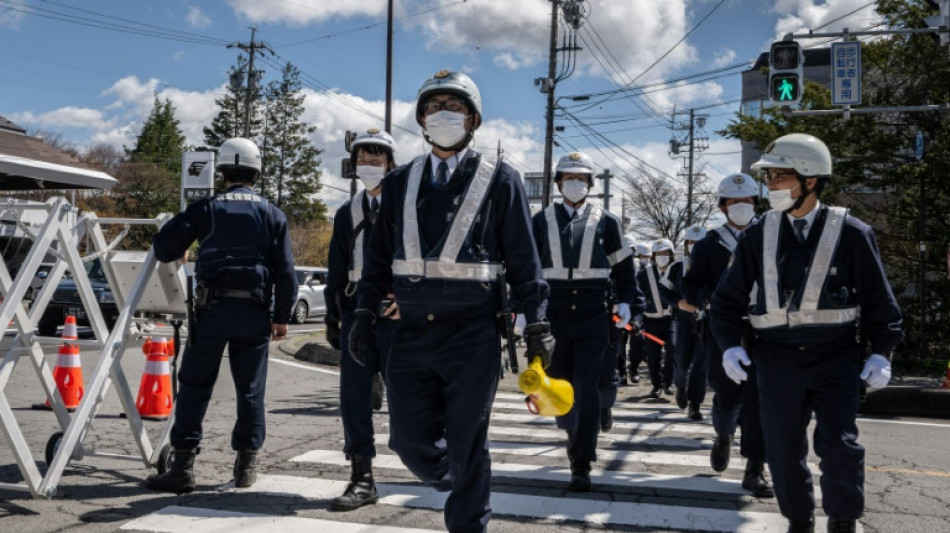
[[665, 259, 687, 302], [682, 227, 738, 309], [325, 193, 376, 325], [532, 203, 641, 315], [152, 184, 297, 324], [358, 151, 549, 325], [710, 205, 903, 353], [636, 265, 676, 317]]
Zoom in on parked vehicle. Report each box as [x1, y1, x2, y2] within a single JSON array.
[[290, 266, 327, 324], [37, 258, 118, 336]]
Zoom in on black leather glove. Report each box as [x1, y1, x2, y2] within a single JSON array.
[[523, 322, 556, 370], [348, 309, 377, 367], [325, 320, 341, 350]]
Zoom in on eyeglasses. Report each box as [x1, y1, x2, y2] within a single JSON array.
[[423, 97, 467, 115], [763, 170, 797, 184]]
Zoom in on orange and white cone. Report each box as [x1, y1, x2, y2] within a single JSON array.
[[142, 336, 175, 358], [61, 315, 79, 341], [136, 336, 173, 420], [33, 343, 84, 411]]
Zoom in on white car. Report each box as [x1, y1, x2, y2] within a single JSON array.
[[290, 267, 328, 324]]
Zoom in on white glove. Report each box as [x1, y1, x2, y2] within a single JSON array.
[[722, 346, 751, 384], [614, 303, 632, 329], [514, 314, 526, 335], [860, 353, 891, 388]]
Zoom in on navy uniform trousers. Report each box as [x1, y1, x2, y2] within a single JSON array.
[[598, 322, 623, 410], [172, 298, 271, 451], [671, 309, 708, 406], [339, 303, 393, 459], [643, 316, 675, 390], [755, 339, 864, 522], [548, 309, 609, 464], [386, 315, 500, 533], [707, 336, 766, 463]]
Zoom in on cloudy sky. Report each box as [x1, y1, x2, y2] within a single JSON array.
[[0, 0, 883, 211]]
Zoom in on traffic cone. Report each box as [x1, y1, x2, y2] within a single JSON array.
[[61, 315, 78, 341], [941, 360, 950, 389], [135, 336, 173, 420], [142, 336, 175, 358], [32, 343, 84, 412]]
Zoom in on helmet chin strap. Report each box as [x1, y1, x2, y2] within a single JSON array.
[[783, 176, 811, 213], [424, 130, 475, 153]]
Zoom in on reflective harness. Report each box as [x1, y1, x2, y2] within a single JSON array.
[[347, 190, 367, 283], [748, 206, 859, 329], [541, 204, 631, 280], [391, 155, 502, 281], [645, 266, 672, 318]]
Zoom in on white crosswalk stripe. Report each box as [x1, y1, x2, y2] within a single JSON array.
[[122, 382, 839, 532]]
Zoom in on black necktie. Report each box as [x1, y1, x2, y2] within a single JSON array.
[[434, 161, 449, 188], [792, 219, 808, 243], [370, 196, 379, 213]]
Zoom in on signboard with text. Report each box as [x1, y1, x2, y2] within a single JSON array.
[[180, 151, 215, 210], [831, 41, 861, 106]]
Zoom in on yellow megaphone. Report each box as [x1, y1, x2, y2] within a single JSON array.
[[518, 357, 574, 416]]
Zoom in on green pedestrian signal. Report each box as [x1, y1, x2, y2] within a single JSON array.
[[771, 75, 800, 102], [768, 40, 804, 106]]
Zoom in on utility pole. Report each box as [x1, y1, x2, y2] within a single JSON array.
[[669, 107, 708, 227], [597, 169, 613, 212], [228, 28, 273, 138], [385, 0, 394, 134], [687, 108, 695, 224]]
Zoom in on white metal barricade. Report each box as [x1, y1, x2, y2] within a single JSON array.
[[0, 197, 186, 497]]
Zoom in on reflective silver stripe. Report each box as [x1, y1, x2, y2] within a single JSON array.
[[608, 245, 632, 266], [392, 259, 502, 281], [394, 155, 500, 281], [645, 266, 669, 317], [714, 225, 738, 253], [542, 204, 614, 280], [55, 353, 81, 368], [348, 190, 366, 283], [145, 360, 170, 376], [751, 206, 859, 329]]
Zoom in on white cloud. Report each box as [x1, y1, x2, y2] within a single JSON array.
[[0, 0, 27, 28], [712, 49, 737, 69], [227, 0, 387, 26], [10, 107, 115, 131], [185, 6, 212, 28], [771, 0, 882, 42], [493, 52, 535, 71]]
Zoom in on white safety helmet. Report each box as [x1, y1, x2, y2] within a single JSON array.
[[216, 137, 261, 172], [684, 225, 707, 243], [635, 243, 652, 257], [623, 234, 637, 249], [555, 151, 595, 176], [652, 238, 674, 254], [416, 70, 482, 126], [350, 128, 398, 165], [751, 133, 832, 177], [717, 173, 759, 199]]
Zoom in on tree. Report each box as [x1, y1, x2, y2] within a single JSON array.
[[127, 95, 186, 173], [263, 61, 326, 221], [718, 0, 950, 366], [204, 55, 263, 148], [621, 170, 717, 244]]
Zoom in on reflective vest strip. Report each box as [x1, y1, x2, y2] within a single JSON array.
[[645, 266, 670, 318], [393, 155, 502, 281], [348, 190, 366, 283], [542, 204, 616, 280], [544, 206, 563, 272], [714, 225, 738, 253]]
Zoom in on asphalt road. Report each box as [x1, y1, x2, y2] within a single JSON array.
[[0, 324, 948, 532]]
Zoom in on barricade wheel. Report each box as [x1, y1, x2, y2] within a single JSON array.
[[45, 431, 64, 466], [157, 444, 173, 474]]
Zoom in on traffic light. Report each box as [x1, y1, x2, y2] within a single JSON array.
[[769, 40, 804, 106]]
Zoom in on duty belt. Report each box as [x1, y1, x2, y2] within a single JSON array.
[[215, 289, 255, 300]]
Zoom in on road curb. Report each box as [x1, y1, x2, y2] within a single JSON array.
[[860, 380, 950, 419], [277, 332, 340, 366]]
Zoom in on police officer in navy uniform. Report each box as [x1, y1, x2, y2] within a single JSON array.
[[614, 235, 639, 386], [624, 242, 652, 384], [636, 238, 677, 398], [666, 224, 707, 419], [682, 173, 772, 497], [710, 134, 903, 533], [349, 70, 552, 533], [533, 151, 641, 491], [145, 137, 296, 493], [324, 129, 398, 511]]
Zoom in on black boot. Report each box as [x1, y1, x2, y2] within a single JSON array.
[[687, 402, 703, 421], [599, 407, 613, 432], [568, 459, 591, 492], [331, 456, 378, 511], [234, 449, 259, 488], [741, 459, 774, 498], [786, 514, 815, 533], [144, 448, 197, 494], [710, 433, 732, 472], [371, 373, 384, 411], [827, 519, 856, 533], [675, 385, 688, 409], [565, 430, 576, 462]]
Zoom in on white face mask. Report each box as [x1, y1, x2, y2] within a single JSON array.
[[727, 202, 755, 226], [424, 110, 468, 148], [654, 255, 670, 268], [356, 165, 385, 190], [768, 184, 800, 212], [561, 180, 589, 203]]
